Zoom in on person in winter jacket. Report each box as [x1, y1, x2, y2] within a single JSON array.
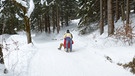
[[63, 30, 73, 52], [58, 39, 74, 50]]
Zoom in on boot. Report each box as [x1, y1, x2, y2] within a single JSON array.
[[58, 48, 61, 50]]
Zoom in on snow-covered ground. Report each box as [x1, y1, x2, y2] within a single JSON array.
[[0, 15, 135, 76]]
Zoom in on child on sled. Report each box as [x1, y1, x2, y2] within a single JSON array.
[[58, 30, 73, 52]]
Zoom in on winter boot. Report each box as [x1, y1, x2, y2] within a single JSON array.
[[58, 48, 61, 50]]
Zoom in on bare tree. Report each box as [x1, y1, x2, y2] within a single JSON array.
[[51, 2, 60, 33], [56, 4, 60, 33]]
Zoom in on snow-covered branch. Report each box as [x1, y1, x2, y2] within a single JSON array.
[[13, 0, 34, 18]]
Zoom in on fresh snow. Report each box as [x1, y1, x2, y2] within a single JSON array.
[[0, 0, 135, 75], [0, 16, 135, 76]]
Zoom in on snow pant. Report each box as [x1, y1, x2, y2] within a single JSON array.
[[65, 37, 72, 52]]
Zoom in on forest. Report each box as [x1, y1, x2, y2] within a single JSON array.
[[0, 0, 135, 75], [0, 0, 135, 44]]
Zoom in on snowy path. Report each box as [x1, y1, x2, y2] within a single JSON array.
[[28, 39, 134, 76], [28, 41, 89, 76]]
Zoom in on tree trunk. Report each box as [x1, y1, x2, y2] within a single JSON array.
[[99, 0, 104, 35], [45, 14, 48, 33], [52, 5, 56, 33], [40, 16, 43, 32], [0, 24, 2, 35], [0, 44, 4, 64], [134, 1, 135, 13], [56, 4, 60, 33], [115, 0, 120, 22], [47, 14, 51, 33], [126, 0, 130, 25], [104, 0, 107, 25], [24, 16, 32, 44], [108, 0, 114, 36], [121, 0, 126, 21], [134, 6, 135, 13], [65, 12, 69, 26]]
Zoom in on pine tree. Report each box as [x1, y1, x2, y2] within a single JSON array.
[[0, 0, 22, 34]]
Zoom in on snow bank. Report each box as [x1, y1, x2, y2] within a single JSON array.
[[2, 35, 37, 76]]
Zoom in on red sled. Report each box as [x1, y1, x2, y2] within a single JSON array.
[[64, 39, 74, 48]]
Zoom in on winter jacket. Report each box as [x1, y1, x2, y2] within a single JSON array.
[[63, 33, 73, 39]]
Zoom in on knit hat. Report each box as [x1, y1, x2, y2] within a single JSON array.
[[67, 30, 70, 33]]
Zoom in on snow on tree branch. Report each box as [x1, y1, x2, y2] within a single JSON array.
[[14, 0, 35, 18], [41, 0, 46, 5], [27, 0, 34, 17], [16, 0, 27, 8]]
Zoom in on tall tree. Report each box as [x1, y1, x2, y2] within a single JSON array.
[[108, 0, 114, 36], [56, 3, 60, 33], [12, 0, 33, 44], [51, 1, 60, 33], [78, 0, 99, 26], [0, 0, 22, 34], [134, 0, 135, 13], [61, 0, 78, 26], [52, 4, 56, 33], [99, 0, 104, 35], [31, 1, 42, 31], [0, 44, 4, 64], [104, 0, 107, 25], [121, 0, 126, 21], [126, 0, 130, 25], [115, 0, 120, 22]]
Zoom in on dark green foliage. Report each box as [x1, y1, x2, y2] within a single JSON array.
[[77, 0, 99, 27], [30, 0, 79, 32], [0, 0, 79, 34], [77, 0, 99, 34], [0, 0, 24, 34], [0, 0, 134, 35], [46, 0, 53, 4], [59, 0, 78, 26], [30, 1, 43, 30]]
